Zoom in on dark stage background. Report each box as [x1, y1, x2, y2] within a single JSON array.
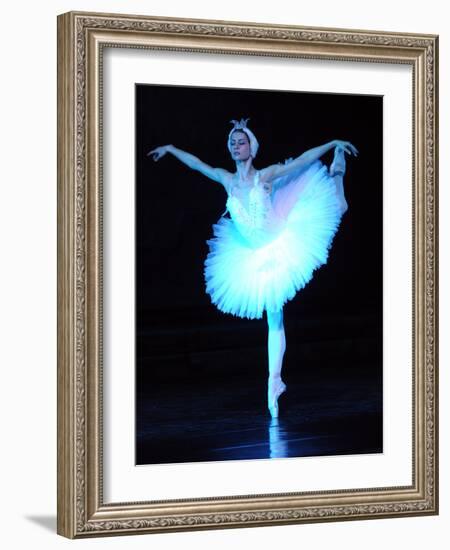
[[135, 83, 383, 465]]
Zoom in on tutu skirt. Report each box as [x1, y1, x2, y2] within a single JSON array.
[[204, 160, 344, 319]]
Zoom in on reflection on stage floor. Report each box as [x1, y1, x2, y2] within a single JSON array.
[[136, 359, 382, 465]]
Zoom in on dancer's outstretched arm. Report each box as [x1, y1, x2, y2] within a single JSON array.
[[260, 139, 358, 183], [148, 144, 231, 189]]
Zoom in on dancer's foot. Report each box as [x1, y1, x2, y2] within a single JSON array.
[[268, 376, 287, 418], [330, 146, 346, 177], [330, 146, 348, 214]]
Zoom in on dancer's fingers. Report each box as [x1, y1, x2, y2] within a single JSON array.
[[348, 143, 359, 156]]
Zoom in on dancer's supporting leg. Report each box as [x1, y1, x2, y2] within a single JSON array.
[[267, 308, 287, 418], [330, 146, 348, 215]]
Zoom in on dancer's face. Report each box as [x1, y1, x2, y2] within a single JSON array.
[[230, 131, 251, 161]]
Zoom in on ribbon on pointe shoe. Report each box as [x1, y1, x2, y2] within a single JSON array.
[[268, 378, 287, 419]]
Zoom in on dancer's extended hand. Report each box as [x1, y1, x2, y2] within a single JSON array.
[[333, 140, 359, 157], [147, 145, 172, 161]]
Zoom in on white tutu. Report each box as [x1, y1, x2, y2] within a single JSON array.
[[204, 160, 344, 319]]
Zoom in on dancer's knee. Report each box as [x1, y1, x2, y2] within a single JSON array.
[[267, 308, 284, 330]]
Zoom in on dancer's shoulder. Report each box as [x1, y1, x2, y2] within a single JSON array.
[[255, 169, 273, 194]]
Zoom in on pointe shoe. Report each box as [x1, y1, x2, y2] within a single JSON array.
[[268, 377, 287, 419], [330, 146, 346, 177]]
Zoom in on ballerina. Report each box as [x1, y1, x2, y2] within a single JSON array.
[[148, 119, 358, 418]]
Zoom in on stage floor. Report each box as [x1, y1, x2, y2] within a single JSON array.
[[136, 359, 382, 465]]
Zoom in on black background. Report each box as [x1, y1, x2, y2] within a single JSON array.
[[135, 83, 383, 465]]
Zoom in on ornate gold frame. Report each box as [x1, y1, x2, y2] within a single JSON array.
[[57, 11, 439, 538]]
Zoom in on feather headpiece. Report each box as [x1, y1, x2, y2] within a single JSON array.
[[227, 118, 259, 158]]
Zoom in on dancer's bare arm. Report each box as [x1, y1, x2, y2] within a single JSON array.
[[259, 140, 358, 183], [148, 145, 232, 190]]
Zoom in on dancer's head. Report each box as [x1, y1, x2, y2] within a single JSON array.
[[227, 118, 259, 161]]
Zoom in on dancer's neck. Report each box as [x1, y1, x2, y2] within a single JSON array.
[[235, 158, 256, 184]]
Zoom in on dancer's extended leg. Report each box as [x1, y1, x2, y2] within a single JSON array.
[[330, 146, 348, 215], [267, 308, 287, 418]]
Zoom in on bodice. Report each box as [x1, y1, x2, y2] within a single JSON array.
[[225, 171, 282, 246]]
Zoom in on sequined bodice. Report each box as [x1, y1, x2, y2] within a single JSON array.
[[225, 171, 282, 245]]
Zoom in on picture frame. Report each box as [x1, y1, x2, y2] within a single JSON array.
[[57, 10, 439, 538]]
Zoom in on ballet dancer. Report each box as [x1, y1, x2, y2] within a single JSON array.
[[148, 118, 357, 418]]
